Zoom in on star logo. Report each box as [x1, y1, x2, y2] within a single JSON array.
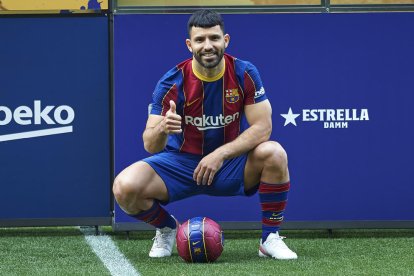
[[280, 108, 300, 126]]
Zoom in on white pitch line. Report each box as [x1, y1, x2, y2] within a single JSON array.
[[79, 227, 140, 276]]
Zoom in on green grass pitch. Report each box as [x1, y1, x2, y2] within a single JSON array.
[[0, 227, 413, 275]]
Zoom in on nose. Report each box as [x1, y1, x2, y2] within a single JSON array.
[[203, 39, 213, 51]]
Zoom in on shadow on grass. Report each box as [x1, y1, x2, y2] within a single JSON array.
[[110, 230, 155, 241], [277, 229, 414, 239], [105, 228, 414, 241], [114, 229, 414, 241], [129, 250, 258, 265], [1, 227, 413, 240]]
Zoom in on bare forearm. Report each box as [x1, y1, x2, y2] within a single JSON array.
[[143, 101, 182, 154], [216, 123, 271, 160], [143, 122, 168, 154]]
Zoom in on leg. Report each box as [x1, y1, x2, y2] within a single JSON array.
[[113, 161, 169, 215], [244, 141, 297, 260], [244, 141, 289, 190], [244, 141, 290, 236], [113, 161, 178, 257]]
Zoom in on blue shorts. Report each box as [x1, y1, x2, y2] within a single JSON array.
[[142, 151, 259, 205]]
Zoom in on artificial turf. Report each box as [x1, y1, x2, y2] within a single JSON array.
[[0, 227, 111, 276], [0, 227, 413, 276], [111, 228, 414, 276]]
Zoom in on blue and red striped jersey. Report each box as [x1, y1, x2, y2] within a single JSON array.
[[150, 53, 268, 156]]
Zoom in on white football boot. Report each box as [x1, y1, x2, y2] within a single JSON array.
[[149, 216, 179, 258], [259, 232, 298, 260]]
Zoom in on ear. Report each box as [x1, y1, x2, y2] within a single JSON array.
[[224, 34, 230, 49], [186, 39, 193, 53]]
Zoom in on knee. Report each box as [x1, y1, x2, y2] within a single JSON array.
[[112, 174, 146, 203], [255, 141, 288, 170]]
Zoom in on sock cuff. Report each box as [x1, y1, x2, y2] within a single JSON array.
[[260, 180, 290, 185], [131, 199, 159, 219], [262, 217, 283, 226], [259, 181, 290, 194]]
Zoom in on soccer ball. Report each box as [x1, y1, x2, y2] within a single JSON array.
[[176, 217, 224, 263]]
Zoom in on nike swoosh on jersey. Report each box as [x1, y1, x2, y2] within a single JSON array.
[[192, 241, 200, 245], [187, 98, 200, 106]]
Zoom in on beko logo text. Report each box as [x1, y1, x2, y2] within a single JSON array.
[[0, 101, 74, 125], [0, 101, 75, 142]]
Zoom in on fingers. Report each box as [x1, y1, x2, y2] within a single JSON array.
[[193, 153, 224, 186], [165, 112, 181, 121], [165, 100, 181, 124], [163, 119, 182, 134], [166, 101, 180, 119], [202, 170, 216, 186], [169, 100, 176, 114], [207, 171, 216, 185], [193, 164, 216, 186], [196, 168, 208, 185], [163, 101, 181, 134], [193, 165, 201, 185]]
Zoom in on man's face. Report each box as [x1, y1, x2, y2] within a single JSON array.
[[186, 25, 229, 69]]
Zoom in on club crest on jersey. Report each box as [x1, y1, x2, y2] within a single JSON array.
[[225, 89, 239, 103]]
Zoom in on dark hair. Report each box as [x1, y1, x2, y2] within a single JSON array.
[[187, 10, 225, 38]]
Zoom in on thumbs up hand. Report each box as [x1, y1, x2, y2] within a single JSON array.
[[162, 100, 182, 135], [169, 100, 177, 114]]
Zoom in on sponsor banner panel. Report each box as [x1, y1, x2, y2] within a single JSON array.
[[0, 17, 110, 220], [114, 13, 414, 224], [117, 0, 320, 6], [0, 0, 107, 12]]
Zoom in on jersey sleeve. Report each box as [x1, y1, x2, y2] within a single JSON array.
[[243, 62, 267, 105], [150, 68, 179, 116]]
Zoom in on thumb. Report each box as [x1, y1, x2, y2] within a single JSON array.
[[169, 100, 176, 114]]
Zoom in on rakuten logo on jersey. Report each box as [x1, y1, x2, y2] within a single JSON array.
[[0, 101, 75, 142], [185, 112, 239, 131]]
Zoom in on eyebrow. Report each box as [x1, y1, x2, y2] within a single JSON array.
[[193, 33, 221, 40]]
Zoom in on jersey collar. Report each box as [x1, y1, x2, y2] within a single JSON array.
[[192, 58, 225, 82]]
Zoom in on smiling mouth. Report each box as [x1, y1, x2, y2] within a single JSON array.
[[202, 52, 217, 60]]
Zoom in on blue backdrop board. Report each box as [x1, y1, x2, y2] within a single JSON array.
[[0, 17, 110, 226], [113, 13, 414, 230]]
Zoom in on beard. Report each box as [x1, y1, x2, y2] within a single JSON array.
[[193, 48, 225, 69]]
